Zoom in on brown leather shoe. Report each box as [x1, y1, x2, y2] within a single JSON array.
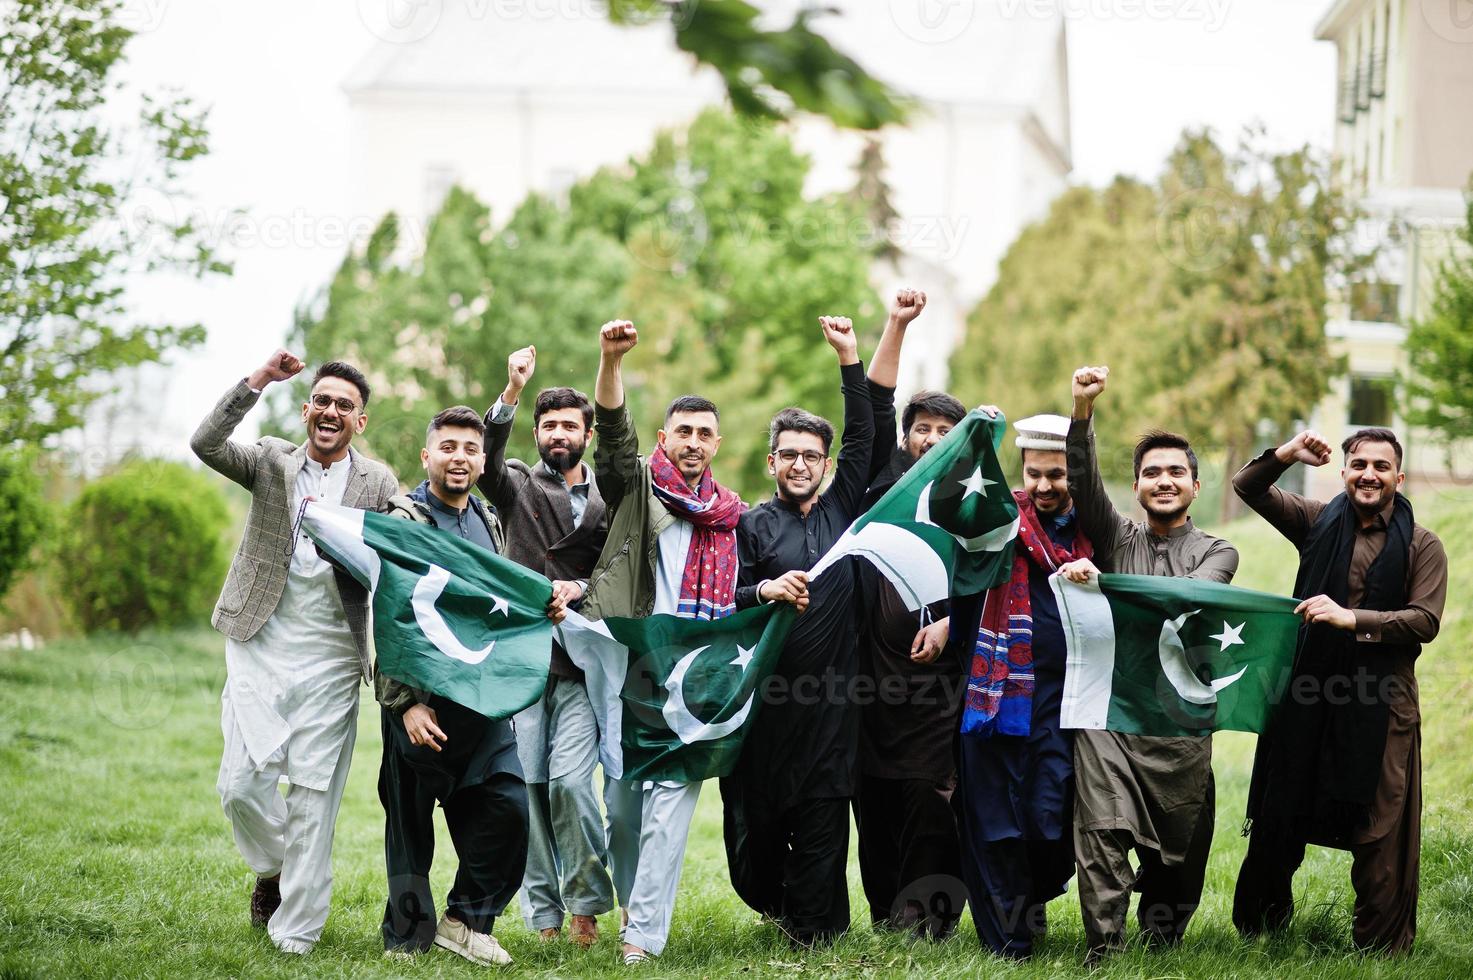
[[538, 926, 562, 942], [250, 876, 281, 929], [569, 914, 598, 948]]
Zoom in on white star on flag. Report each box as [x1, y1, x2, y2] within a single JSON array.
[[1209, 621, 1246, 651], [958, 466, 996, 500], [729, 643, 755, 670], [491, 593, 510, 617]]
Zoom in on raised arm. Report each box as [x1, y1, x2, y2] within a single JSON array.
[[817, 315, 873, 520], [1231, 430, 1332, 548], [477, 345, 537, 509], [190, 349, 303, 490], [1066, 365, 1128, 559], [866, 289, 924, 484], [591, 320, 640, 511]]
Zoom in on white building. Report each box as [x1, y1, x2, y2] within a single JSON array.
[[342, 0, 1072, 397], [1309, 0, 1473, 497]]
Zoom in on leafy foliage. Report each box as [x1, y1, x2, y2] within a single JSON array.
[[0, 452, 49, 603], [0, 0, 227, 449], [275, 110, 881, 500], [607, 0, 910, 130], [57, 460, 229, 633], [1405, 182, 1473, 454], [952, 130, 1370, 516]]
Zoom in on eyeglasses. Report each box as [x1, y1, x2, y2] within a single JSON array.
[[775, 449, 826, 467], [311, 393, 360, 415]]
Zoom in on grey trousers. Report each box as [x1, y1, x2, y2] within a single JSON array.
[[515, 676, 615, 931], [604, 777, 703, 956]]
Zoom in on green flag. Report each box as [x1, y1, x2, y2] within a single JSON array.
[[558, 604, 796, 783], [807, 408, 1018, 609], [300, 501, 553, 719], [1052, 573, 1301, 737]]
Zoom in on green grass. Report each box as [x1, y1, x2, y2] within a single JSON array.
[[1, 494, 1468, 977]]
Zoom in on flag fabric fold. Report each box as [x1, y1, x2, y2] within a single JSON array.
[[1052, 572, 1301, 737], [558, 603, 796, 782], [300, 500, 554, 720], [807, 408, 1020, 609]]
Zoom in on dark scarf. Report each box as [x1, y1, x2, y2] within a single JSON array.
[[648, 446, 745, 620], [961, 492, 1091, 737], [1245, 491, 1416, 848]]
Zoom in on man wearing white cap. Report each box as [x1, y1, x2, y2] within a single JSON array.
[[949, 413, 1092, 958]]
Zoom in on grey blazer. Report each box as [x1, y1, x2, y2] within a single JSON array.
[[190, 379, 400, 681]]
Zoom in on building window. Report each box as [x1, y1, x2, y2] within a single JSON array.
[[1348, 374, 1396, 428], [1349, 280, 1400, 322]]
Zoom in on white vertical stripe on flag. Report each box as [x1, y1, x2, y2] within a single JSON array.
[[1052, 573, 1116, 730], [301, 502, 383, 591], [556, 610, 629, 780]]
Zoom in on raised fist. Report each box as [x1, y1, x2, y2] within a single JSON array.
[[818, 315, 858, 361], [599, 320, 638, 357], [1277, 429, 1332, 467], [507, 345, 537, 393], [891, 288, 927, 327], [253, 349, 304, 388], [1072, 365, 1110, 403]]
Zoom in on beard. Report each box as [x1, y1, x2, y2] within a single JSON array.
[[538, 440, 586, 473]]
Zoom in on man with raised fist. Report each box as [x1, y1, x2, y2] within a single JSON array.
[[723, 314, 872, 948], [191, 351, 399, 954], [477, 344, 615, 949], [1231, 427, 1446, 954]]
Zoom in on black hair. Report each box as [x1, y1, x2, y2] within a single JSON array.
[[901, 390, 965, 437], [768, 407, 835, 454], [1133, 429, 1198, 480], [664, 395, 720, 425], [426, 405, 485, 441], [312, 361, 371, 407], [1343, 427, 1403, 469], [534, 387, 593, 431]]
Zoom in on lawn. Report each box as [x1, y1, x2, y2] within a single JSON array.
[[1, 494, 1469, 978]]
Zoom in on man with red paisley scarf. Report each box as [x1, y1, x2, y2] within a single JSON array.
[[951, 413, 1090, 958]]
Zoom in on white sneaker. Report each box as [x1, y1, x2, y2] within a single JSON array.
[[434, 915, 513, 966]]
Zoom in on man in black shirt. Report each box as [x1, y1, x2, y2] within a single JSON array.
[[852, 289, 970, 938], [722, 314, 873, 947]]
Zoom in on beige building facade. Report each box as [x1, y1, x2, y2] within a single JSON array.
[[1309, 0, 1473, 498]]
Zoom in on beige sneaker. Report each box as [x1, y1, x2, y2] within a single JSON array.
[[433, 915, 513, 966]]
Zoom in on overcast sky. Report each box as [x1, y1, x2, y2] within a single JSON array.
[[105, 0, 1337, 456]]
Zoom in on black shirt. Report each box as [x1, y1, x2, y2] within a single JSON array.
[[733, 361, 873, 802]]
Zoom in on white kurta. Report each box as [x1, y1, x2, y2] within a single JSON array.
[[216, 454, 362, 953]]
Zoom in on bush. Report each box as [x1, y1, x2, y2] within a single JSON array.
[[0, 451, 50, 604], [58, 460, 230, 633]]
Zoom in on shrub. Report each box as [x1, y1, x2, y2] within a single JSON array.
[[0, 451, 50, 604], [58, 460, 230, 633]]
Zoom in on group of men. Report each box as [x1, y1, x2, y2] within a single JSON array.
[[192, 288, 1447, 967]]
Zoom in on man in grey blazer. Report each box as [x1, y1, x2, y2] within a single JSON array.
[[191, 349, 399, 954], [478, 345, 614, 948]]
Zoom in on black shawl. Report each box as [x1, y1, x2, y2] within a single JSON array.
[[1245, 492, 1416, 849]]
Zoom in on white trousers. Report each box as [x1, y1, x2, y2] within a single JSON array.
[[216, 702, 358, 954], [604, 778, 702, 956]]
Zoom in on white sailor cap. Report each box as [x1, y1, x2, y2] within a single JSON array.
[[1014, 413, 1070, 452]]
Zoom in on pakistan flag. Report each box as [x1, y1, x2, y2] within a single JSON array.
[[1052, 573, 1302, 737], [300, 501, 554, 719], [558, 604, 797, 783], [808, 407, 1019, 608]]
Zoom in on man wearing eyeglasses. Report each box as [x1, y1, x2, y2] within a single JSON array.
[[191, 350, 400, 955], [721, 315, 873, 947]]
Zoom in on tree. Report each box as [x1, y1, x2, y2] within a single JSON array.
[[952, 129, 1370, 519], [848, 139, 902, 267], [607, 0, 910, 130], [0, 0, 227, 449], [1405, 181, 1473, 456], [278, 110, 879, 501]]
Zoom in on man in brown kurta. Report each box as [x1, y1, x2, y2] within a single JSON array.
[[1063, 366, 1239, 962], [1231, 427, 1446, 955]]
